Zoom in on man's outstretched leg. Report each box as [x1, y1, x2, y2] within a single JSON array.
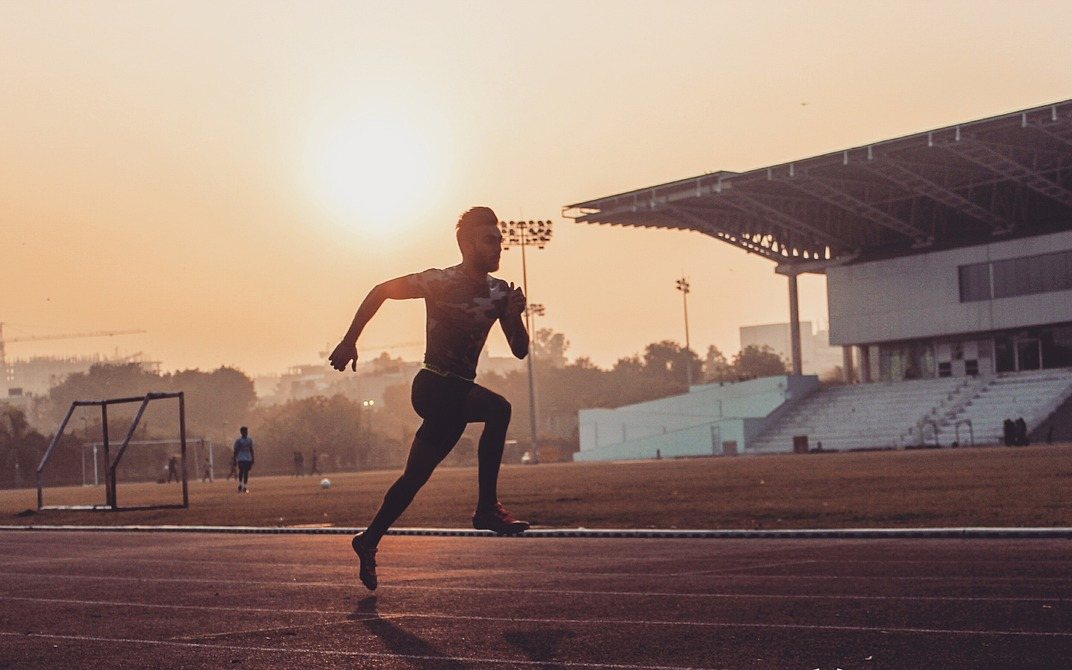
[[466, 385, 530, 535], [352, 434, 456, 590]]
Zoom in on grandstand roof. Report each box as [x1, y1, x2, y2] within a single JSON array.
[[564, 99, 1072, 269]]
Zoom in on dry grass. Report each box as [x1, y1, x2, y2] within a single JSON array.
[[3, 444, 1072, 529]]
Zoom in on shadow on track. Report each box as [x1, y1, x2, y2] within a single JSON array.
[[350, 595, 466, 670], [504, 628, 574, 669]]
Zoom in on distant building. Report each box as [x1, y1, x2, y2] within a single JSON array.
[[739, 322, 843, 377], [1, 353, 160, 398], [258, 357, 423, 407]]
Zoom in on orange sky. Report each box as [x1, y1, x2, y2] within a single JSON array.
[[4, 1, 1072, 375]]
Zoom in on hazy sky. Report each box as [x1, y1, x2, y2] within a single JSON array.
[[4, 1, 1072, 375]]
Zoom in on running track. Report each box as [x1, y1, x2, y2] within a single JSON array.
[[0, 530, 1070, 669]]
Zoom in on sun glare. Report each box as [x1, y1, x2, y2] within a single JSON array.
[[307, 108, 446, 238]]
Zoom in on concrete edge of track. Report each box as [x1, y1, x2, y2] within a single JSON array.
[[1, 525, 1072, 539]]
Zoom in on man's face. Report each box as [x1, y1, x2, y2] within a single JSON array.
[[464, 224, 503, 272]]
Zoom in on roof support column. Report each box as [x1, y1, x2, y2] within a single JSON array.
[[787, 272, 802, 376], [842, 346, 856, 384]]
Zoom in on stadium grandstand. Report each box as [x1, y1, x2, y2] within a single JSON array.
[[566, 99, 1072, 458]]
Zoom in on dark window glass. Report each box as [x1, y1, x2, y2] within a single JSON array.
[[958, 262, 991, 302], [995, 336, 1015, 373], [938, 362, 952, 377], [1017, 338, 1042, 370], [965, 359, 979, 376], [992, 250, 1072, 299], [1042, 326, 1072, 368]]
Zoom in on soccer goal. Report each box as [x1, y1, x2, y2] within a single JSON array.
[[36, 392, 190, 511]]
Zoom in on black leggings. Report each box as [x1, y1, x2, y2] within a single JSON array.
[[363, 369, 511, 546], [238, 462, 252, 486]]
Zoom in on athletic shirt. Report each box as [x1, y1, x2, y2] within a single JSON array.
[[406, 265, 511, 381], [233, 436, 253, 462]]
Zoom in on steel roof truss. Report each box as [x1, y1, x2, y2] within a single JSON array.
[[666, 206, 784, 261], [783, 174, 932, 243], [711, 191, 846, 251], [862, 160, 1014, 233], [940, 137, 1072, 209]]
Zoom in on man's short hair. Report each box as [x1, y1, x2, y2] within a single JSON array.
[[240, 426, 248, 433], [456, 206, 498, 246]]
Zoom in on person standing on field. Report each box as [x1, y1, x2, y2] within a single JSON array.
[[233, 426, 254, 493], [329, 206, 531, 591]]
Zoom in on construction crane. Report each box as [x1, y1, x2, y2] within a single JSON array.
[[0, 322, 146, 374]]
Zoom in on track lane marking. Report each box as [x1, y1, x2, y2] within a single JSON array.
[[0, 631, 717, 670], [5, 595, 1071, 633], [0, 550, 817, 578], [2, 572, 1070, 603]]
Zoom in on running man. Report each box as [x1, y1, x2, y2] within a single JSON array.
[[329, 206, 530, 591], [233, 426, 254, 493]]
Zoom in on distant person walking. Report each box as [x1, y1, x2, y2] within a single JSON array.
[[166, 455, 180, 483], [233, 426, 255, 493], [293, 450, 304, 477], [309, 448, 322, 476], [329, 206, 531, 591]]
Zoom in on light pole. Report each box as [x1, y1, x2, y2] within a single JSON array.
[[499, 219, 553, 463], [676, 277, 693, 387]]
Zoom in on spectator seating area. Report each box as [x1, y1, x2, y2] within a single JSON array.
[[940, 368, 1072, 445], [748, 368, 1072, 453]]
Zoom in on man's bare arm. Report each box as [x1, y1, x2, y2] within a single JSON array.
[[329, 276, 422, 372], [500, 283, 529, 359]]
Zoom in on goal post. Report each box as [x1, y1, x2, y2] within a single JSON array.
[[36, 391, 190, 511]]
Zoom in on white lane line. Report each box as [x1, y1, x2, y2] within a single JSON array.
[[172, 618, 355, 641], [0, 551, 749, 578], [1, 600, 1069, 640], [2, 572, 1068, 603], [3, 548, 1071, 576], [1, 595, 366, 616], [0, 631, 717, 670]]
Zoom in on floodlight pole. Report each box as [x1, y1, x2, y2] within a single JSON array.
[[500, 220, 553, 464], [676, 277, 693, 387]]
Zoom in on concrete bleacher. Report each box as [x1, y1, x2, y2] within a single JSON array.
[[749, 368, 1072, 453], [940, 368, 1072, 445], [748, 377, 971, 453]]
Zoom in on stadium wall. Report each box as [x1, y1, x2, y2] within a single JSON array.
[[575, 375, 819, 462], [828, 230, 1072, 346]]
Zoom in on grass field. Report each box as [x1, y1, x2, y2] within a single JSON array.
[[4, 444, 1072, 529]]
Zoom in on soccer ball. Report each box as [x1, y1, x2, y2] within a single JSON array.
[[320, 478, 331, 490]]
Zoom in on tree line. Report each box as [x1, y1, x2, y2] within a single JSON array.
[[1, 332, 786, 488]]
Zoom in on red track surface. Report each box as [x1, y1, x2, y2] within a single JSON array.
[[1, 530, 1070, 668]]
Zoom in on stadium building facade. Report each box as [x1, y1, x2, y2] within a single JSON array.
[[566, 99, 1072, 458]]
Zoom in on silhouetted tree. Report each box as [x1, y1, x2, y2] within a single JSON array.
[[703, 345, 734, 382], [533, 328, 569, 369], [0, 406, 49, 489], [732, 345, 788, 379]]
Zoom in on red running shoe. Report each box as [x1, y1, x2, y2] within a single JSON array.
[[472, 502, 530, 535], [351, 532, 378, 591]]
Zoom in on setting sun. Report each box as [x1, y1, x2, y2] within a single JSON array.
[[306, 107, 446, 237]]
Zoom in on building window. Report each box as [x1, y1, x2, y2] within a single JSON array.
[[958, 262, 992, 302], [995, 336, 1015, 373], [965, 359, 979, 376], [938, 361, 952, 377], [961, 249, 1072, 302], [1042, 326, 1072, 368]]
